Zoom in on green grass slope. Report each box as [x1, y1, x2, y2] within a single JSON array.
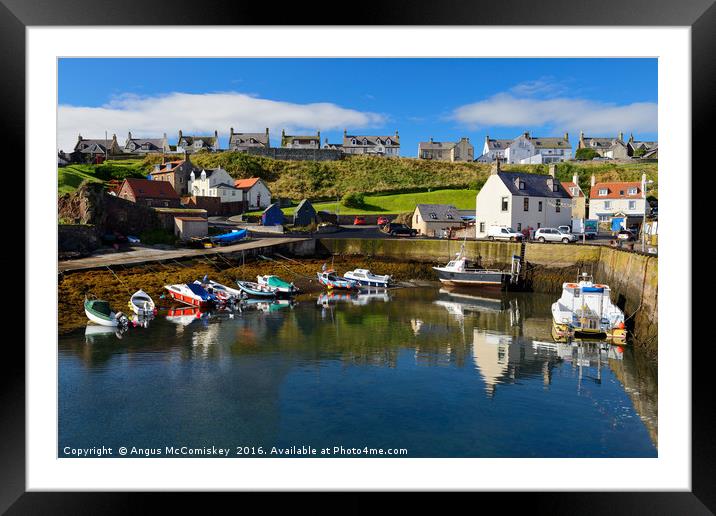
[[141, 152, 658, 201]]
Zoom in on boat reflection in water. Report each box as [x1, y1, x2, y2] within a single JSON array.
[[61, 286, 656, 457], [84, 323, 127, 343]]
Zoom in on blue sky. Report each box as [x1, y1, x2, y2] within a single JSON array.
[[58, 58, 657, 155]]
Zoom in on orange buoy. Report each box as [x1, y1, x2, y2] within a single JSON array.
[[616, 346, 624, 353], [617, 322, 625, 329]]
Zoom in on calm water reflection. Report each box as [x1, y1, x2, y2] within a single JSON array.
[[59, 287, 657, 458]]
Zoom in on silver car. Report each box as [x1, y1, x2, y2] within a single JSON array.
[[534, 227, 578, 243]]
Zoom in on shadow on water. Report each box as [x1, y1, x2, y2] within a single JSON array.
[[59, 286, 657, 457]]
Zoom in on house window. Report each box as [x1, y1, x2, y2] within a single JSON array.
[[628, 187, 638, 195], [429, 212, 437, 220], [599, 188, 608, 196], [629, 200, 636, 210], [501, 197, 508, 211], [604, 201, 611, 209], [523, 198, 529, 211], [519, 181, 525, 190], [571, 187, 578, 196], [599, 215, 610, 222], [446, 213, 453, 219], [538, 201, 543, 212], [555, 200, 561, 213], [537, 222, 542, 228], [479, 222, 485, 233], [517, 223, 522, 231]]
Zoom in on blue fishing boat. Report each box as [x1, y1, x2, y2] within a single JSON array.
[[211, 229, 247, 245]]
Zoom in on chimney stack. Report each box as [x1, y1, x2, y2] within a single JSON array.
[[590, 174, 596, 187], [490, 159, 501, 175], [564, 132, 569, 141], [618, 131, 624, 141], [548, 164, 556, 178], [573, 173, 579, 186]]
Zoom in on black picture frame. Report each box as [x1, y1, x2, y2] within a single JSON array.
[[3, 0, 712, 512]]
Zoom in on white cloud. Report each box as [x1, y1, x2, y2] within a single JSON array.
[[57, 91, 387, 151], [452, 92, 657, 135]]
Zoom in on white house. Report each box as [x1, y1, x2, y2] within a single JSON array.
[[234, 177, 272, 210], [478, 132, 572, 164], [474, 162, 573, 237], [588, 174, 650, 223], [188, 167, 243, 203]]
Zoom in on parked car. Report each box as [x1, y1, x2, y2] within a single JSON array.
[[382, 222, 417, 237], [486, 225, 523, 242], [377, 216, 390, 226], [616, 229, 636, 241], [534, 227, 578, 243], [353, 216, 366, 225]]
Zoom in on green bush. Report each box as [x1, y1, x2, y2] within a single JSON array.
[[575, 148, 600, 160], [341, 192, 366, 209]]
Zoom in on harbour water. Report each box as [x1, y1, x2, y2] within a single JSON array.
[[59, 287, 657, 458]]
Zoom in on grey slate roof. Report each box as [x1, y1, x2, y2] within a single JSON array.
[[230, 132, 269, 146], [496, 172, 571, 199], [125, 138, 164, 150], [343, 134, 399, 147], [418, 140, 456, 150], [530, 136, 570, 149], [485, 138, 512, 150], [414, 204, 461, 222]]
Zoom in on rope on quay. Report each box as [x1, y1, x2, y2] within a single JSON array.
[[274, 253, 301, 264], [216, 252, 238, 270], [258, 254, 314, 280], [201, 254, 224, 272], [105, 265, 132, 296]]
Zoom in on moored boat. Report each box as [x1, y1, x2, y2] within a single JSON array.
[[84, 296, 128, 327], [316, 269, 359, 290], [196, 277, 242, 303], [551, 272, 627, 343], [128, 289, 156, 317], [343, 268, 392, 288], [164, 283, 216, 307], [433, 247, 509, 289], [257, 275, 299, 295], [236, 280, 277, 298]]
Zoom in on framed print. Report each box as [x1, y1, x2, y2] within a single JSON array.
[[4, 0, 713, 511]]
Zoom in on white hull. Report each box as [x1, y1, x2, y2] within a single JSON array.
[[129, 290, 156, 317], [344, 269, 392, 288], [85, 308, 121, 327]]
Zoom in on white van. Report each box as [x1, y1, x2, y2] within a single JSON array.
[[486, 226, 523, 242]]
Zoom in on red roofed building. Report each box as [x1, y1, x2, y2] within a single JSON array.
[[234, 177, 271, 210], [588, 173, 649, 223], [560, 174, 586, 219], [117, 178, 181, 208]]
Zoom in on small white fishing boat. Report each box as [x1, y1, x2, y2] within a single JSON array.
[[343, 268, 392, 288], [84, 296, 128, 327], [195, 277, 242, 303], [128, 289, 156, 317], [551, 272, 626, 343], [433, 246, 510, 289]]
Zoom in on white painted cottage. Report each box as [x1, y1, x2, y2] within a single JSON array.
[[188, 167, 243, 203], [234, 177, 272, 210], [474, 162, 573, 237]]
